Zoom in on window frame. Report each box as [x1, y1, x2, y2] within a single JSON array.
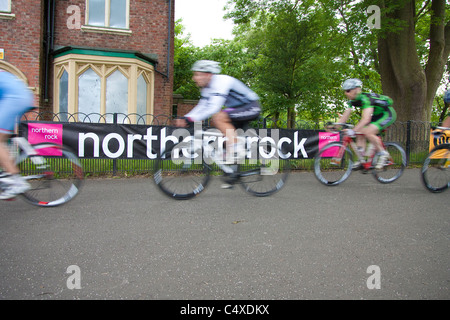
[[0, 0, 15, 20], [84, 0, 130, 33]]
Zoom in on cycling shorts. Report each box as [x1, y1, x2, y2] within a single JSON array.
[[371, 106, 396, 131], [0, 71, 33, 134], [223, 100, 261, 124]]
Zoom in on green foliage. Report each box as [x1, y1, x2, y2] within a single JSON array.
[[173, 0, 449, 122]]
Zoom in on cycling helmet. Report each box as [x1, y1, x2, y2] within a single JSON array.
[[342, 78, 363, 90], [191, 60, 221, 74]]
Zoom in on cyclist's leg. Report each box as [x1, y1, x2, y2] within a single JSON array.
[[0, 133, 18, 174], [363, 108, 395, 150], [369, 108, 396, 168], [0, 73, 34, 199], [211, 110, 237, 148], [215, 101, 261, 159], [0, 71, 34, 176]]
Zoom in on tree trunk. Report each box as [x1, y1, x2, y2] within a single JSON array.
[[378, 0, 427, 122], [378, 0, 449, 122]]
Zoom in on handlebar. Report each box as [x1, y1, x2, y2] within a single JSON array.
[[324, 122, 355, 133]]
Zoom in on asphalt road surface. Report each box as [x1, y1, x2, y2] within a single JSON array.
[[0, 168, 448, 300]]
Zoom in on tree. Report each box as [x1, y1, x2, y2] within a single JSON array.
[[371, 0, 449, 122], [225, 0, 450, 123], [173, 19, 200, 100]]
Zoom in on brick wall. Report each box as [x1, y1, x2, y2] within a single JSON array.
[[1, 0, 174, 116], [0, 0, 44, 108], [53, 0, 174, 116]]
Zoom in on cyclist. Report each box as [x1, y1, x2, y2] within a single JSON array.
[[337, 78, 396, 169], [0, 70, 33, 199], [442, 112, 450, 128], [174, 60, 261, 162]]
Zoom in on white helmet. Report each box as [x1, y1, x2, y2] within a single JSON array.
[[342, 78, 363, 90], [191, 60, 221, 74]]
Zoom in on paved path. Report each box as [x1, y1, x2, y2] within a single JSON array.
[[0, 169, 448, 300]]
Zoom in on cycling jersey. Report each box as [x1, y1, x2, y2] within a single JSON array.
[[185, 74, 260, 122], [0, 70, 34, 134], [348, 92, 396, 130]]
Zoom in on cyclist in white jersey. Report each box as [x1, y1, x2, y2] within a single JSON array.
[[0, 70, 33, 199], [174, 60, 261, 160]]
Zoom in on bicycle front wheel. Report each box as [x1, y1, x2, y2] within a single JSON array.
[[314, 142, 353, 186], [372, 142, 406, 183], [16, 143, 84, 207], [153, 149, 211, 200], [421, 143, 450, 193], [239, 157, 290, 197]]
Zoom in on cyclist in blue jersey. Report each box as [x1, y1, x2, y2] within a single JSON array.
[[337, 78, 396, 170], [0, 70, 33, 199], [174, 60, 261, 161]]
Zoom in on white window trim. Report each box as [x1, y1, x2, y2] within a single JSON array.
[[81, 25, 132, 35], [0, 12, 14, 19]]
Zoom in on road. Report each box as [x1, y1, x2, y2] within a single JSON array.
[[0, 168, 448, 300]]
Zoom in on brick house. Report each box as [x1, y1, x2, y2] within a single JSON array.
[[0, 0, 174, 123]]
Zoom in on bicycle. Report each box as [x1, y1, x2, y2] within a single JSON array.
[[153, 124, 291, 200], [0, 133, 84, 207], [420, 126, 449, 193], [314, 123, 406, 186]]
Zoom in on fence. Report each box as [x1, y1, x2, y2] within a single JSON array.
[[21, 111, 438, 175]]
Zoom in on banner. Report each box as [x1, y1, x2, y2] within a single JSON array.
[[428, 129, 450, 159], [21, 122, 337, 160]]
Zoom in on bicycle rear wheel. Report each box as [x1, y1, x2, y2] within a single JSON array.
[[372, 142, 406, 183], [239, 157, 290, 197], [153, 148, 211, 200], [314, 142, 353, 186], [421, 144, 450, 193], [16, 143, 84, 207]]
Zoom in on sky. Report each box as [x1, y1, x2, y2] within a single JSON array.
[[175, 0, 235, 47]]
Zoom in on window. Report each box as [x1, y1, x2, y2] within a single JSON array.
[[87, 0, 129, 29], [0, 0, 14, 20], [53, 49, 155, 124], [105, 69, 128, 123], [59, 70, 69, 121], [0, 0, 10, 12], [78, 68, 101, 122], [137, 74, 148, 123]]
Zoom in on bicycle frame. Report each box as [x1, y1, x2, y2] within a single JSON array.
[[9, 136, 48, 168], [170, 128, 279, 176], [339, 133, 385, 171]]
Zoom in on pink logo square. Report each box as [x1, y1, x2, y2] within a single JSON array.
[[318, 132, 340, 157], [27, 123, 63, 156]]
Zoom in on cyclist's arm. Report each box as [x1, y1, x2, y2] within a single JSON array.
[[442, 115, 450, 128], [337, 107, 353, 125], [185, 94, 226, 122]]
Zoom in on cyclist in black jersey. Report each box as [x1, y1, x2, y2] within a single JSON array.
[[174, 60, 261, 161], [336, 78, 396, 169]]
